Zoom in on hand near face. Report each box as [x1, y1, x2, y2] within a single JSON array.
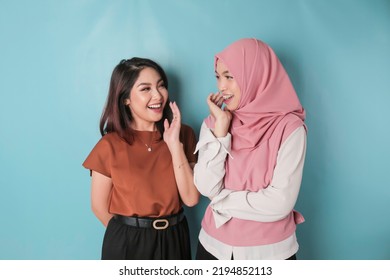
[[207, 92, 232, 138], [163, 101, 182, 149]]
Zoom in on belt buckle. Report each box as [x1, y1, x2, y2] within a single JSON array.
[[152, 219, 169, 230]]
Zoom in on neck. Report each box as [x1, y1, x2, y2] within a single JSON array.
[[131, 122, 157, 132]]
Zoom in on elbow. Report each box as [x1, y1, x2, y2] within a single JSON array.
[[184, 200, 198, 208], [182, 192, 200, 207], [91, 205, 102, 220], [91, 203, 99, 217], [279, 207, 294, 219], [196, 187, 220, 199], [91, 202, 107, 221], [194, 179, 221, 198], [195, 186, 209, 197], [277, 199, 296, 218]]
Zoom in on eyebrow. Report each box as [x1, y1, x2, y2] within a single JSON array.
[[215, 70, 230, 75], [136, 79, 164, 88], [137, 82, 151, 88]]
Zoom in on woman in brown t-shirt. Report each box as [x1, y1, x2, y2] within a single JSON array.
[[83, 57, 199, 260]]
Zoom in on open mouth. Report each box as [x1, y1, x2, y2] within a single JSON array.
[[148, 103, 162, 109], [223, 95, 233, 101]]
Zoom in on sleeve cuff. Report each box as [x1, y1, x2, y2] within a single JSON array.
[[210, 189, 233, 228], [194, 127, 232, 161]]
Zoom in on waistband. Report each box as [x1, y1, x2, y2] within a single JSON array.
[[114, 209, 185, 230]]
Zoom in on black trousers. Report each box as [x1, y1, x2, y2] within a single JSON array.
[[101, 215, 191, 260], [196, 240, 297, 260]]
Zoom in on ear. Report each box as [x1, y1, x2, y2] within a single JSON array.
[[124, 98, 130, 105]]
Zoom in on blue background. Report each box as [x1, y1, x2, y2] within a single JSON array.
[[1, 0, 389, 260]]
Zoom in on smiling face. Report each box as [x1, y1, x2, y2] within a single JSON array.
[[215, 59, 241, 111], [125, 67, 168, 130]]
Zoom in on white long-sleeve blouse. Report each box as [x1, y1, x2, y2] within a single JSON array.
[[194, 122, 307, 260]]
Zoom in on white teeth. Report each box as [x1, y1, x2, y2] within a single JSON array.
[[223, 95, 233, 100], [148, 104, 161, 109]]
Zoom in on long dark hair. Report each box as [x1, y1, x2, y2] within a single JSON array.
[[99, 57, 172, 144]]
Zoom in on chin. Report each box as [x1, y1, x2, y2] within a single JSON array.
[[152, 115, 164, 122], [225, 103, 234, 110]]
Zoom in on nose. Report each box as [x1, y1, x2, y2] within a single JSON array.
[[151, 87, 163, 99], [217, 79, 226, 93]]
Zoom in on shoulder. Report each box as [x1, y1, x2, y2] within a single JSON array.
[[278, 126, 306, 161], [279, 113, 306, 134], [181, 123, 194, 132], [281, 113, 305, 126], [274, 114, 306, 144], [287, 126, 306, 141], [180, 123, 196, 136], [96, 132, 125, 149], [180, 123, 198, 148], [99, 132, 116, 144]]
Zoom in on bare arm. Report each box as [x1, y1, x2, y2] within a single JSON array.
[[91, 171, 113, 227], [164, 101, 199, 207]]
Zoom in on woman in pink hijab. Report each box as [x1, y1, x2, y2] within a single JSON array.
[[193, 38, 307, 260]]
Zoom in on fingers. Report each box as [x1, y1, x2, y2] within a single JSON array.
[[206, 94, 214, 107], [207, 93, 224, 114], [209, 92, 224, 108], [216, 95, 224, 107], [207, 93, 218, 107], [163, 118, 169, 131], [169, 101, 181, 122]]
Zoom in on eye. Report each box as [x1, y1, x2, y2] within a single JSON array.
[[225, 75, 234, 80], [215, 75, 220, 80], [140, 87, 151, 92], [158, 83, 166, 89]]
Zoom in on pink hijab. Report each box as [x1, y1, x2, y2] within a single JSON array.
[[205, 38, 306, 190], [206, 38, 305, 151]]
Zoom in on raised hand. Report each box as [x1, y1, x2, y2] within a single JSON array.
[[163, 101, 182, 150], [207, 92, 232, 137]]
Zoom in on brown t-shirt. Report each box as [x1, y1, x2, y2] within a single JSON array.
[[83, 124, 197, 217]]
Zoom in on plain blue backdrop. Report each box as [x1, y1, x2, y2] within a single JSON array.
[[0, 0, 389, 260]]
